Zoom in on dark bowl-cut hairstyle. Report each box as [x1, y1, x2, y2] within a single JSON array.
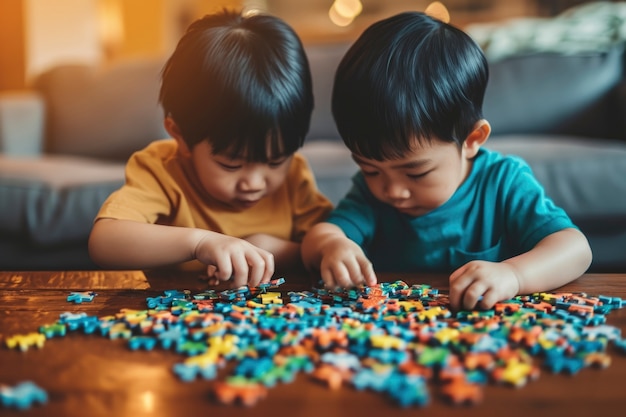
[[159, 10, 313, 162], [332, 11, 488, 160]]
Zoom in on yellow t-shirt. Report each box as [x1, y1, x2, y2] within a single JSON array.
[[96, 139, 333, 270]]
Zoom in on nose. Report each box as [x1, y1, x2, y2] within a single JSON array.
[[238, 169, 266, 192], [384, 181, 410, 200]]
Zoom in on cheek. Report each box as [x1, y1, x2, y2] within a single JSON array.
[[417, 175, 458, 205], [268, 166, 291, 188], [194, 164, 232, 195], [363, 177, 388, 200]]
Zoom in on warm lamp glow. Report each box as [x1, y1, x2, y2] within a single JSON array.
[[425, 1, 450, 23], [98, 0, 124, 59], [334, 0, 363, 19], [243, 0, 268, 16], [329, 0, 363, 27], [140, 391, 154, 413], [329, 6, 353, 27]]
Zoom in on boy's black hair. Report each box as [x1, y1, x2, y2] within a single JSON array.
[[159, 10, 313, 162], [332, 12, 488, 160]]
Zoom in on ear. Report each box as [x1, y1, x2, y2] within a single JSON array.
[[463, 119, 491, 159], [164, 116, 191, 157]]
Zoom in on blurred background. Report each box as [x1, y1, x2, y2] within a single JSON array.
[[0, 0, 605, 91]]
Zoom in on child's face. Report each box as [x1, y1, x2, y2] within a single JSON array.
[[188, 140, 293, 211], [352, 139, 473, 217]]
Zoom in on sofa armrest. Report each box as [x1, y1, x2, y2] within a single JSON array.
[[0, 90, 46, 156]]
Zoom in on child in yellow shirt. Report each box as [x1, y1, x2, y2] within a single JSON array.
[[89, 10, 332, 287]]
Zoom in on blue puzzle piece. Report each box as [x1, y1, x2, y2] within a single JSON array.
[[128, 336, 158, 350], [0, 381, 48, 410], [172, 363, 218, 382], [67, 291, 96, 304]]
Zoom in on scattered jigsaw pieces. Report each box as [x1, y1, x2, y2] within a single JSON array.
[[5, 277, 626, 409]]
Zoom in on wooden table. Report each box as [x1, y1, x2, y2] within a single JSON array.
[[1, 270, 625, 417]]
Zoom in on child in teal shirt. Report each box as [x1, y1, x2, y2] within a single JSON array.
[[301, 11, 592, 311]]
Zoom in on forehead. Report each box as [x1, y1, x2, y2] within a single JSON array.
[[352, 140, 459, 168], [207, 133, 288, 161]]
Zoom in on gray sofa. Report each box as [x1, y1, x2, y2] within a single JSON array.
[[1, 39, 626, 272]]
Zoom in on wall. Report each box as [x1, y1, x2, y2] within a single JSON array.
[[0, 0, 26, 90], [24, 0, 101, 82], [0, 0, 243, 91]]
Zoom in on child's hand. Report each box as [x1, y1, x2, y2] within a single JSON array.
[[194, 232, 274, 288], [243, 234, 302, 272], [448, 260, 520, 311], [318, 237, 377, 289]]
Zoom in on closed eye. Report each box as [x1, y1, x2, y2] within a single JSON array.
[[361, 169, 379, 177], [407, 170, 430, 179], [217, 161, 242, 171], [268, 158, 288, 168]]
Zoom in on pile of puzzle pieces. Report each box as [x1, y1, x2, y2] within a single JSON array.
[[5, 277, 626, 408]]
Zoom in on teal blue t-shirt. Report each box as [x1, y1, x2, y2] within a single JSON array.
[[326, 148, 576, 273]]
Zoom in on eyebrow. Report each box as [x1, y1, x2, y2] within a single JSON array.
[[351, 154, 432, 170]]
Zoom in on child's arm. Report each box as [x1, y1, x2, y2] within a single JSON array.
[[301, 222, 377, 288], [449, 228, 592, 311], [88, 218, 274, 287]]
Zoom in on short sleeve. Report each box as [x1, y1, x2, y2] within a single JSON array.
[[326, 173, 378, 246]]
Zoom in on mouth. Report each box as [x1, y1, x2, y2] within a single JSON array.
[[392, 204, 423, 216], [235, 198, 261, 209], [394, 206, 414, 214]]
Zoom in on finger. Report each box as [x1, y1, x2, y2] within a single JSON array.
[[449, 263, 469, 283], [229, 252, 250, 288], [342, 260, 363, 286], [320, 261, 350, 289], [478, 288, 499, 310], [206, 277, 220, 287], [448, 271, 471, 312], [214, 257, 233, 282], [206, 265, 217, 278], [462, 281, 488, 311], [319, 267, 337, 289], [246, 251, 266, 288], [330, 262, 354, 288], [258, 251, 275, 285], [343, 258, 368, 287], [358, 258, 377, 286], [204, 265, 220, 287]]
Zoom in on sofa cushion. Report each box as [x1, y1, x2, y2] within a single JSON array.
[[305, 43, 351, 143], [483, 46, 625, 140], [0, 155, 124, 245], [487, 134, 626, 223], [34, 57, 168, 161], [300, 140, 358, 205]]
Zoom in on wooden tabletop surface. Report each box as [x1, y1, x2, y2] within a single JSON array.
[[1, 270, 625, 417]]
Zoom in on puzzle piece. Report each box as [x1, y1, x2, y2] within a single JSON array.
[[173, 362, 218, 382], [386, 374, 430, 408], [128, 336, 158, 350], [213, 376, 268, 407], [67, 291, 96, 304], [5, 333, 45, 352], [440, 379, 483, 406], [0, 381, 48, 410], [39, 323, 67, 338]]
